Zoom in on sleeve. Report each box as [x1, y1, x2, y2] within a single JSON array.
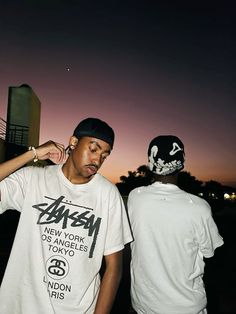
[[0, 167, 31, 214], [199, 208, 224, 258], [104, 188, 133, 256]]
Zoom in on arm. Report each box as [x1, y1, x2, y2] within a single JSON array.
[[0, 141, 66, 182], [94, 250, 123, 314]]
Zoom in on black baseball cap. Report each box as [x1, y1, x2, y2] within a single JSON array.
[[148, 135, 185, 175], [73, 118, 115, 149]]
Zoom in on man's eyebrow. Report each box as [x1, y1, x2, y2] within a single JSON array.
[[90, 141, 111, 154]]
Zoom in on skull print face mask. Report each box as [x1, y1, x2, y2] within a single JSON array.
[[148, 135, 185, 175]]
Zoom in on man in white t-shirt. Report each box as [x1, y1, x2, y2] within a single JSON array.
[[0, 117, 132, 314], [128, 135, 223, 314]]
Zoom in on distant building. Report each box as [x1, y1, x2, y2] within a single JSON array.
[[1, 84, 41, 161], [0, 132, 6, 163]]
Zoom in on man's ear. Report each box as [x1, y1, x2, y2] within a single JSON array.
[[69, 136, 78, 149]]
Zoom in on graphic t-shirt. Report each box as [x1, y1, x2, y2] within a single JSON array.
[[128, 182, 224, 314], [0, 165, 132, 314]]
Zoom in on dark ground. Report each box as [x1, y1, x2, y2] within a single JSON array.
[[0, 204, 236, 314]]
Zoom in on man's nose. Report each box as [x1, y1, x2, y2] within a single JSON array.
[[91, 153, 102, 166]]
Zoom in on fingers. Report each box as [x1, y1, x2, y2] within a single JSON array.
[[48, 142, 67, 164], [35, 141, 67, 164]]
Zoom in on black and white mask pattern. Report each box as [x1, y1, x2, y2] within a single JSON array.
[[148, 135, 185, 175]]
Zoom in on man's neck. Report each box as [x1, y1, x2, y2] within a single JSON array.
[[62, 162, 94, 185], [153, 174, 178, 185]]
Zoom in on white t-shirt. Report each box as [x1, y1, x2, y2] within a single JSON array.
[[128, 182, 224, 314], [0, 165, 132, 314]]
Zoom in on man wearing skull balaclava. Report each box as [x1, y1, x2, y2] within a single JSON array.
[[127, 135, 223, 314]]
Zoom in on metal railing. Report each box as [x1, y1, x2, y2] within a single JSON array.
[[0, 118, 6, 140], [0, 118, 29, 146]]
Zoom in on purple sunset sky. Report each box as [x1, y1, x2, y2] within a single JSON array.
[[0, 1, 235, 186]]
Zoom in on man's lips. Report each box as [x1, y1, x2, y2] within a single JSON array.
[[86, 165, 98, 175]]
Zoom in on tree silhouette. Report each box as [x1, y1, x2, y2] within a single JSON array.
[[116, 165, 205, 197], [203, 180, 225, 213], [204, 180, 224, 200], [115, 164, 234, 214], [116, 165, 153, 196], [177, 171, 203, 195]]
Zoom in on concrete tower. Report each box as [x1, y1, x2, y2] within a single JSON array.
[[5, 84, 41, 159]]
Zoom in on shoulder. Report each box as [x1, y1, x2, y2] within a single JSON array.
[[184, 191, 212, 216], [128, 185, 148, 200], [187, 192, 210, 207], [16, 165, 58, 181], [95, 173, 121, 193], [8, 165, 36, 179], [25, 164, 57, 175]]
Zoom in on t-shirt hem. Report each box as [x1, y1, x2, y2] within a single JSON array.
[[132, 302, 207, 314]]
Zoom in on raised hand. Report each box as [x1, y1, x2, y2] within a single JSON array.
[[0, 141, 67, 182], [34, 141, 67, 164]]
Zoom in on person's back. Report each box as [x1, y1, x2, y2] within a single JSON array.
[[128, 135, 223, 314]]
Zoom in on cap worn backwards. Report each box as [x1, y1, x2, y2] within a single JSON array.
[[73, 118, 115, 149], [148, 135, 185, 175]]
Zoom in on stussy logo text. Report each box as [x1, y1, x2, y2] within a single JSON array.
[[33, 196, 101, 258]]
